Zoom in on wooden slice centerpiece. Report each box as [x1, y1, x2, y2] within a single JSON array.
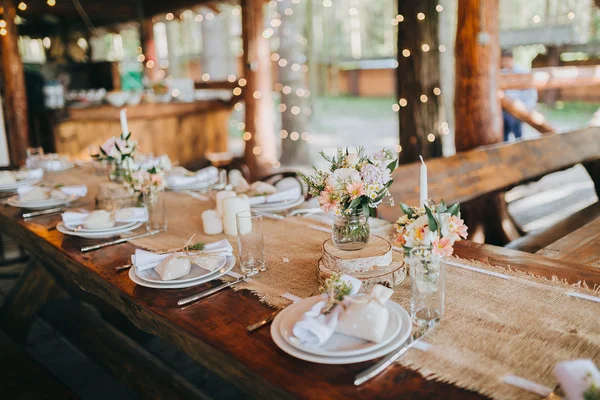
[[322, 235, 393, 274]]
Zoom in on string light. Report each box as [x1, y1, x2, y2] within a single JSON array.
[[278, 104, 287, 112], [160, 60, 169, 68], [137, 54, 145, 62], [391, 19, 398, 26], [290, 132, 300, 141], [422, 44, 430, 52], [278, 58, 288, 67], [301, 132, 310, 141], [436, 4, 443, 12], [157, 70, 165, 78], [282, 86, 292, 94], [284, 8, 293, 15], [271, 19, 281, 27], [263, 28, 274, 39], [18, 2, 27, 10], [433, 87, 441, 95], [232, 7, 241, 16], [0, 29, 6, 36], [322, 0, 332, 7], [279, 130, 288, 138], [47, 0, 56, 6], [243, 132, 252, 140], [166, 13, 174, 20], [295, 88, 305, 96], [0, 20, 6, 28], [206, 13, 214, 20], [402, 49, 410, 57], [171, 89, 180, 97], [399, 98, 407, 107], [253, 90, 262, 99], [291, 63, 301, 71], [273, 161, 281, 169], [420, 95, 428, 103], [227, 74, 237, 82], [290, 106, 300, 115], [253, 146, 262, 155], [42, 37, 51, 48], [532, 15, 541, 23], [237, 122, 245, 130], [146, 60, 154, 68], [439, 45, 446, 52], [396, 14, 404, 22], [234, 102, 243, 111], [202, 73, 210, 81], [427, 134, 436, 142], [195, 15, 203, 22], [238, 78, 247, 87], [392, 104, 400, 112], [568, 12, 575, 19], [417, 13, 425, 20], [271, 53, 280, 62], [232, 87, 242, 96], [274, 83, 283, 91], [395, 145, 402, 153]]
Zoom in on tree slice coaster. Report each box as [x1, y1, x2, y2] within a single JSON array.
[[317, 251, 407, 292], [322, 235, 392, 274]]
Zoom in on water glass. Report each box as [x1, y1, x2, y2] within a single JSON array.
[[409, 246, 445, 328], [236, 210, 265, 273], [26, 147, 44, 169], [143, 191, 167, 232]]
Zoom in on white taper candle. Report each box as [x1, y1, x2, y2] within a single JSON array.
[[419, 155, 428, 206], [120, 108, 129, 135]]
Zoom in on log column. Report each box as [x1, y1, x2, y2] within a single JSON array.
[[242, 0, 276, 178], [1, 0, 30, 166], [454, 0, 502, 151]]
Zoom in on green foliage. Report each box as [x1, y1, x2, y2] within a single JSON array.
[[424, 205, 438, 232], [399, 202, 414, 219], [447, 203, 460, 217], [187, 242, 205, 251]]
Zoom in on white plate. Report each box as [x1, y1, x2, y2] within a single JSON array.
[[43, 161, 75, 172], [270, 300, 412, 364], [251, 196, 305, 212], [0, 176, 43, 192], [65, 220, 139, 233], [136, 255, 228, 284], [128, 256, 236, 289], [166, 177, 219, 191], [57, 221, 143, 239], [279, 296, 402, 357], [7, 194, 78, 210]]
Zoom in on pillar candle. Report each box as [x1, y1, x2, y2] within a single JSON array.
[[216, 190, 236, 217], [223, 195, 251, 236], [419, 155, 428, 206], [201, 210, 223, 235], [120, 108, 129, 135]]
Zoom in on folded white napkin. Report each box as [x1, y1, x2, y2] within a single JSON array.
[[132, 239, 233, 271], [18, 185, 87, 198], [16, 168, 44, 180], [554, 359, 600, 400], [62, 207, 147, 226], [247, 187, 302, 206], [166, 166, 218, 188], [292, 274, 361, 346]]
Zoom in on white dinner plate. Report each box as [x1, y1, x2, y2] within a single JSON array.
[[65, 220, 139, 234], [251, 196, 305, 212], [43, 161, 75, 172], [166, 177, 219, 191], [128, 255, 236, 289], [279, 296, 402, 357], [0, 176, 43, 192], [57, 221, 144, 239], [270, 300, 412, 364], [7, 194, 78, 210], [136, 255, 228, 284]]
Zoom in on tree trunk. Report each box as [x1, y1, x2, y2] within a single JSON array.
[[397, 0, 443, 164], [454, 0, 502, 152], [1, 0, 30, 166], [242, 0, 277, 178], [278, 0, 310, 166]]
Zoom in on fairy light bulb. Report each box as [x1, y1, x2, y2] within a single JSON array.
[[202, 73, 210, 81], [243, 132, 252, 140], [253, 146, 262, 155], [420, 95, 428, 103], [232, 87, 242, 96], [47, 0, 56, 6], [253, 91, 262, 99], [422, 44, 430, 52], [18, 2, 27, 10], [402, 49, 410, 57], [279, 130, 288, 138], [417, 13, 425, 20], [166, 13, 174, 20], [290, 132, 300, 141], [433, 87, 441, 95], [427, 134, 436, 142], [228, 74, 236, 82], [436, 5, 443, 12], [399, 98, 407, 107], [238, 78, 247, 87]]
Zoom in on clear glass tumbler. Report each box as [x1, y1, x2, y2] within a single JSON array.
[[26, 147, 44, 169], [236, 210, 265, 273], [409, 246, 445, 328], [143, 190, 167, 232]]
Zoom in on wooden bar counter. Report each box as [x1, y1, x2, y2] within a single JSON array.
[[52, 100, 232, 166]]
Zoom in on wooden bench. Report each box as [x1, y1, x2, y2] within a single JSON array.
[[378, 127, 600, 246]]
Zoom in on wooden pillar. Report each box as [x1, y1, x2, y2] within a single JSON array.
[[541, 46, 559, 105], [454, 0, 502, 152], [397, 0, 443, 164], [140, 19, 157, 81], [1, 0, 30, 166], [242, 0, 276, 177]]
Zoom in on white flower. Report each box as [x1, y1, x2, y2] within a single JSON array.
[[346, 153, 359, 166], [326, 168, 361, 191]]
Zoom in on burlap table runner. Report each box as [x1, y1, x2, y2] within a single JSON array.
[[51, 168, 600, 400]]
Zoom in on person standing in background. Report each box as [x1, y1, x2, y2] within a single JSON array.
[[500, 50, 538, 141]]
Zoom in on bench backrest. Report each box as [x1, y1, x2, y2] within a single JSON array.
[[378, 127, 600, 222]]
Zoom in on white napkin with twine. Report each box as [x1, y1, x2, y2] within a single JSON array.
[[247, 187, 302, 206], [61, 207, 147, 227], [132, 239, 233, 272], [554, 359, 600, 400], [18, 185, 87, 199], [292, 274, 361, 346], [166, 166, 219, 188]]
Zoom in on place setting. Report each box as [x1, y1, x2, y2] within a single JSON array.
[[6, 184, 87, 210], [25, 147, 75, 172], [0, 168, 44, 194], [57, 207, 148, 239], [165, 165, 220, 191]]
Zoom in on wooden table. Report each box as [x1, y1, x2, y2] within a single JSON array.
[[1, 181, 600, 399], [537, 215, 600, 267]]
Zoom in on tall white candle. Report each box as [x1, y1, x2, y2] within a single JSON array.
[[120, 108, 129, 135], [419, 155, 428, 206], [223, 195, 251, 236], [216, 190, 236, 217]]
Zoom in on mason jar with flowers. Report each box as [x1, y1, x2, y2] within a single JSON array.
[[91, 132, 138, 182], [124, 165, 167, 231], [302, 148, 396, 251]]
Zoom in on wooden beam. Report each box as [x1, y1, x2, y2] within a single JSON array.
[[241, 0, 276, 178], [1, 0, 30, 166], [454, 0, 502, 151], [500, 65, 600, 90], [499, 91, 554, 134]]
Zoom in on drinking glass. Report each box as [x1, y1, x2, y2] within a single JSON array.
[[409, 246, 445, 328], [143, 190, 167, 232], [236, 210, 265, 273], [26, 147, 44, 169]]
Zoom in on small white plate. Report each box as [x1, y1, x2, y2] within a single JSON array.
[[57, 221, 144, 239], [270, 300, 412, 364], [65, 220, 139, 234], [128, 256, 235, 289], [7, 194, 78, 210], [251, 196, 305, 212], [0, 176, 43, 192], [136, 255, 228, 284], [279, 296, 402, 357], [166, 177, 219, 191], [43, 161, 75, 172]]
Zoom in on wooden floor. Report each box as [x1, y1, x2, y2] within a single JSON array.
[[0, 164, 596, 399]]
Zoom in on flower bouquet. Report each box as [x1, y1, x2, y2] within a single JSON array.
[[91, 132, 138, 182], [395, 200, 468, 256], [301, 148, 396, 250]]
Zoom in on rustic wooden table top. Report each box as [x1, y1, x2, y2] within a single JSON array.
[[1, 178, 599, 399]]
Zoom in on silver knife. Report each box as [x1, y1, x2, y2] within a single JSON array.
[[23, 207, 65, 218], [246, 308, 283, 332], [80, 229, 162, 252], [177, 269, 264, 306], [354, 328, 430, 386]]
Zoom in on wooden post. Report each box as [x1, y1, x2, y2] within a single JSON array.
[[1, 0, 30, 166], [242, 0, 276, 178], [454, 0, 502, 152], [541, 46, 559, 105], [140, 19, 157, 81], [397, 0, 443, 164]]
